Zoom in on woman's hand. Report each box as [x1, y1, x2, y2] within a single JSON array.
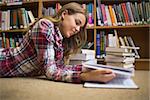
[[80, 68, 116, 83]]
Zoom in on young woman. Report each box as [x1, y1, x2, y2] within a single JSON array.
[[0, 2, 116, 83]]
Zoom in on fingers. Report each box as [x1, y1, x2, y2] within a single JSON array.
[[87, 69, 116, 83], [102, 73, 116, 83], [80, 69, 116, 83], [82, 67, 92, 72], [97, 69, 113, 74]]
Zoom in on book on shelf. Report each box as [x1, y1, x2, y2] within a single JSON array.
[[69, 49, 95, 61], [96, 1, 149, 26], [42, 2, 94, 27], [108, 5, 117, 26], [106, 52, 135, 57], [96, 0, 103, 26], [105, 5, 112, 26], [95, 29, 140, 60], [0, 36, 2, 48], [0, 33, 23, 49], [69, 53, 95, 61], [105, 55, 135, 63], [69, 49, 96, 65], [106, 62, 134, 69], [82, 41, 94, 49], [126, 36, 140, 58], [6, 1, 22, 6], [123, 36, 130, 49], [0, 8, 35, 30], [82, 63, 138, 89], [69, 59, 97, 65], [106, 47, 129, 53], [96, 32, 101, 58]]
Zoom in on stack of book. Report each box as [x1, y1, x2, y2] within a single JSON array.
[[69, 49, 97, 65], [104, 47, 139, 71]]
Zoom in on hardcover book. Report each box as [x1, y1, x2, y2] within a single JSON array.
[[82, 63, 138, 89]]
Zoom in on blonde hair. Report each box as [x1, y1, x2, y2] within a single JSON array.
[[55, 2, 88, 56], [28, 2, 88, 60]]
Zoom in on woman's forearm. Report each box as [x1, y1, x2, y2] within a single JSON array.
[[80, 69, 116, 83]]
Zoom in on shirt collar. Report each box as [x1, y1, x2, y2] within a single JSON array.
[[55, 26, 63, 41]]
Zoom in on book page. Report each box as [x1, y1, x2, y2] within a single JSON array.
[[84, 78, 138, 89], [82, 63, 134, 78]]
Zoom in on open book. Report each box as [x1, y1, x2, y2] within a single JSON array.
[[82, 63, 138, 89]]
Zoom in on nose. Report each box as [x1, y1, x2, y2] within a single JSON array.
[[75, 26, 80, 32]]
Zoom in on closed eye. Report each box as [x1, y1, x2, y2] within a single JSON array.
[[75, 19, 81, 25]]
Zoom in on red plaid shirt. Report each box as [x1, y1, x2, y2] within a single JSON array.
[[0, 19, 82, 83]]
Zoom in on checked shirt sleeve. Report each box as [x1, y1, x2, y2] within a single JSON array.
[[32, 19, 83, 83]]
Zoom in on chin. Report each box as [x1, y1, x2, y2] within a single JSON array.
[[65, 33, 71, 38], [65, 35, 70, 38]]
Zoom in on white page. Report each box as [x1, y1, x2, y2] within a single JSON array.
[[84, 78, 138, 89], [82, 63, 134, 78]]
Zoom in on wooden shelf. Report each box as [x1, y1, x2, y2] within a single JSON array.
[[136, 58, 150, 62], [0, 29, 27, 33], [135, 58, 150, 70], [0, 1, 39, 7], [86, 26, 95, 30], [95, 25, 150, 29], [23, 1, 39, 4], [42, 0, 93, 2]]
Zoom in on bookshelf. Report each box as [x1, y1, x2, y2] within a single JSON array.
[[0, 0, 149, 70], [94, 0, 149, 70]]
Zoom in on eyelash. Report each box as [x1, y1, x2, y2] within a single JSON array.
[[75, 20, 81, 25]]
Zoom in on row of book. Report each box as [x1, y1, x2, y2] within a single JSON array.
[[0, 0, 38, 4], [96, 30, 139, 59], [0, 8, 35, 31], [0, 33, 23, 48], [42, 3, 94, 27], [96, 0, 150, 26]]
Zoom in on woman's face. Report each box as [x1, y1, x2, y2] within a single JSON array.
[[60, 11, 86, 38]]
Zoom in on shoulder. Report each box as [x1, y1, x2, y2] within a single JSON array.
[[38, 18, 54, 29]]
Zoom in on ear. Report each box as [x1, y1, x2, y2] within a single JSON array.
[[61, 10, 68, 19]]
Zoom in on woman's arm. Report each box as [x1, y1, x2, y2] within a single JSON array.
[[31, 19, 83, 83], [32, 19, 116, 83]]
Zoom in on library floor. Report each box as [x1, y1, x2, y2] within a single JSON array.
[[0, 70, 149, 100]]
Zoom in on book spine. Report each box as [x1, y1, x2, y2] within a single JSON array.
[[0, 11, 2, 30], [96, 0, 103, 26], [101, 4, 107, 26], [127, 36, 140, 58], [27, 10, 35, 24], [17, 8, 24, 28], [118, 4, 125, 26], [105, 5, 112, 26], [113, 4, 121, 26], [100, 31, 105, 57], [134, 2, 141, 24], [126, 2, 134, 25], [108, 5, 115, 26], [121, 3, 130, 25], [96, 32, 101, 58], [0, 36, 3, 48], [2, 33, 6, 48], [141, 1, 147, 24]]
